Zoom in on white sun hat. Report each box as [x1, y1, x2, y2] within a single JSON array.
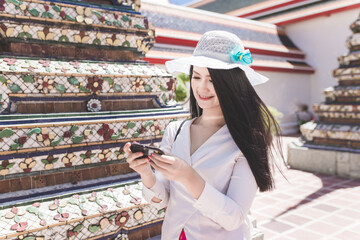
[[165, 30, 269, 86]]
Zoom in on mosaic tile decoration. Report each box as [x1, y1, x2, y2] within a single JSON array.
[[0, 115, 188, 178], [323, 86, 360, 103], [0, 0, 184, 239], [0, 181, 166, 240], [333, 66, 360, 81], [0, 0, 149, 32], [0, 20, 154, 53], [114, 0, 141, 12], [301, 122, 360, 146], [1, 142, 128, 178], [0, 57, 177, 113], [346, 33, 360, 51], [338, 51, 360, 66], [350, 15, 360, 33], [0, 113, 188, 154], [300, 11, 360, 151], [313, 103, 360, 123]]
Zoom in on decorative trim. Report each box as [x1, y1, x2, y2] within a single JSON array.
[[0, 181, 166, 239], [0, 0, 148, 32], [226, 0, 311, 18], [261, 0, 360, 26]]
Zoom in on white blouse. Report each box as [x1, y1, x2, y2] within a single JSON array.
[[143, 119, 258, 240]]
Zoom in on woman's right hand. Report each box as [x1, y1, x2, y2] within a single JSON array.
[[124, 142, 153, 176]]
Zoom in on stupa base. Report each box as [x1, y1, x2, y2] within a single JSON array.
[[287, 139, 360, 179]]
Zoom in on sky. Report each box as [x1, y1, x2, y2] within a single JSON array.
[[170, 0, 195, 5]]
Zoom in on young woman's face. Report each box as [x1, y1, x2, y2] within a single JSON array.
[[191, 66, 220, 111]]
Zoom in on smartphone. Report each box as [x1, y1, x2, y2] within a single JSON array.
[[130, 143, 164, 158]]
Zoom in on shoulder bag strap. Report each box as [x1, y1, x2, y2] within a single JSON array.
[[174, 119, 187, 142]]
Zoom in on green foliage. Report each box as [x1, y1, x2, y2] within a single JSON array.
[[175, 73, 190, 102], [262, 105, 283, 134]]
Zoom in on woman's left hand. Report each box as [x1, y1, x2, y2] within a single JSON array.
[[149, 153, 192, 182], [149, 153, 206, 199]]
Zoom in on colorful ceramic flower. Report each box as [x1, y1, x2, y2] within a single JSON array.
[[149, 121, 162, 135], [0, 160, 14, 176], [62, 153, 76, 167], [86, 76, 103, 92], [133, 209, 144, 221], [37, 76, 55, 93], [75, 6, 93, 24], [81, 150, 94, 164], [10, 222, 28, 232], [83, 127, 92, 139], [98, 149, 112, 162], [3, 58, 17, 65], [74, 30, 90, 43], [38, 27, 55, 40], [39, 59, 51, 67], [131, 78, 145, 92], [41, 155, 58, 170], [106, 34, 121, 46], [87, 99, 102, 112], [130, 197, 141, 205], [49, 199, 60, 210], [19, 158, 36, 172], [116, 147, 126, 160], [88, 192, 97, 202], [54, 212, 69, 222], [36, 128, 55, 146], [115, 211, 129, 227], [97, 124, 114, 141]]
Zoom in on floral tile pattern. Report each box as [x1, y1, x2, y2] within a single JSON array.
[[0, 0, 147, 31], [338, 51, 360, 66], [323, 86, 360, 102], [0, 21, 153, 52], [0, 181, 166, 239], [333, 66, 360, 81], [346, 32, 360, 51], [313, 104, 360, 121], [0, 145, 127, 177], [0, 57, 176, 112], [301, 122, 360, 142], [0, 0, 183, 239], [0, 117, 178, 153]]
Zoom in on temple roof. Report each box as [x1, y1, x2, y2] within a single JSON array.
[[141, 1, 314, 73], [184, 0, 360, 25]]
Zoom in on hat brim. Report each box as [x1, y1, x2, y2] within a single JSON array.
[[165, 55, 268, 86]]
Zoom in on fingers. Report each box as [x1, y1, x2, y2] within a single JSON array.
[[149, 155, 172, 170], [124, 142, 144, 163], [123, 141, 138, 154], [150, 154, 176, 164], [123, 142, 132, 154], [129, 157, 149, 169]]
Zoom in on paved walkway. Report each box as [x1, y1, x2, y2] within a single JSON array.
[[251, 136, 360, 240], [149, 136, 360, 240]]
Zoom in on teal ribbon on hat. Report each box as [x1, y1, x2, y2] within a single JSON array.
[[230, 45, 253, 65]]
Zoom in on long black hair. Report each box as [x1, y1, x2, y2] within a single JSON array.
[[189, 66, 283, 192]]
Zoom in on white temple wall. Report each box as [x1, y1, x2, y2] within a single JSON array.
[[282, 8, 359, 108], [255, 71, 311, 135]]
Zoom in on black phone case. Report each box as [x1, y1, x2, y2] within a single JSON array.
[[130, 143, 164, 157]]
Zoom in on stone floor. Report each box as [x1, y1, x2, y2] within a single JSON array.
[[251, 135, 360, 240], [149, 135, 360, 240]]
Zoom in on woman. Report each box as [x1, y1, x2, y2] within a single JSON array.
[[124, 30, 282, 240]]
